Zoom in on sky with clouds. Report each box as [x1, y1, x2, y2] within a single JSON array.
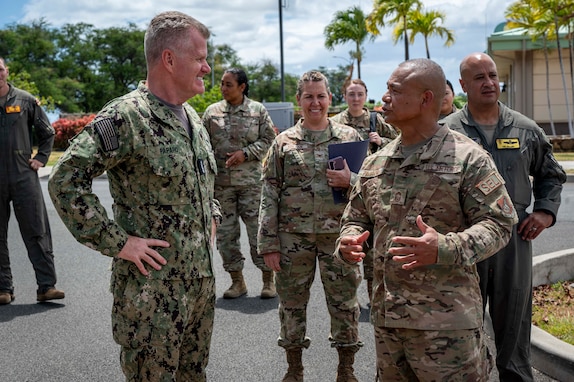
[[2, 0, 516, 102]]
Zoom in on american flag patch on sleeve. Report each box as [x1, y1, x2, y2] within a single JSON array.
[[93, 118, 119, 151]]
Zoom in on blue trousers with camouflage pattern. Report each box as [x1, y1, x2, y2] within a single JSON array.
[[374, 326, 493, 381], [111, 274, 215, 382], [275, 232, 362, 351]]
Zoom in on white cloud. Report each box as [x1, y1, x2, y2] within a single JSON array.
[[14, 0, 515, 99]]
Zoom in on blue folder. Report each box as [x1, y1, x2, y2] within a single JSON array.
[[328, 140, 369, 204]]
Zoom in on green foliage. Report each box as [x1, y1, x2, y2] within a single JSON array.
[[317, 64, 354, 105], [453, 94, 466, 109], [188, 86, 222, 113], [9, 69, 56, 112], [324, 6, 374, 78]]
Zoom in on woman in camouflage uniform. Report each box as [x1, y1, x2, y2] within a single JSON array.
[[258, 71, 363, 382], [203, 68, 277, 299]]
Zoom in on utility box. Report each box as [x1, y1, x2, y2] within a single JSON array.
[[263, 102, 294, 132]]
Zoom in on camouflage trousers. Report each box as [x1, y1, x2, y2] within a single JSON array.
[[363, 249, 373, 281], [215, 184, 269, 272], [374, 326, 494, 381], [275, 232, 362, 351], [111, 274, 215, 382]]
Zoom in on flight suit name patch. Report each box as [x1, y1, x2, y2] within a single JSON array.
[[6, 105, 21, 113], [496, 138, 520, 149]]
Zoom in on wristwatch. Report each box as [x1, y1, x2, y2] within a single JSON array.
[[243, 150, 248, 160]]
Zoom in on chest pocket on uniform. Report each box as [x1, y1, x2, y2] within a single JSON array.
[[282, 144, 314, 187], [147, 145, 191, 206]]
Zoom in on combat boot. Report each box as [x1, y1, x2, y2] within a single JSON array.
[[223, 271, 247, 299], [283, 348, 303, 382], [336, 347, 358, 382], [260, 270, 277, 299]]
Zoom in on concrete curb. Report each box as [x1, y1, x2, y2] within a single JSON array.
[[531, 249, 574, 381]]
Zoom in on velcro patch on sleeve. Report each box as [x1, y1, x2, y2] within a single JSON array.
[[476, 171, 504, 196], [497, 195, 515, 218], [93, 118, 119, 152]]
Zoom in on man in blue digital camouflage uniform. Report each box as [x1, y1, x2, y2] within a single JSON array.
[[49, 12, 221, 382]]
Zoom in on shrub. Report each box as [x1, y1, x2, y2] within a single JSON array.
[[52, 114, 95, 149]]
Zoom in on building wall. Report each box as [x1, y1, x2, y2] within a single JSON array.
[[532, 49, 573, 123]]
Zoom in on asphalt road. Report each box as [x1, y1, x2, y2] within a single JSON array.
[[0, 179, 572, 382]]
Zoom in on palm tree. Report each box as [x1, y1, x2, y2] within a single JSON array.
[[395, 9, 455, 59], [506, 0, 557, 135], [324, 6, 374, 79], [366, 0, 422, 61], [547, 0, 574, 136], [506, 0, 574, 136]]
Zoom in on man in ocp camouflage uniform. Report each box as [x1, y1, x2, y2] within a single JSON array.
[[48, 12, 221, 382], [337, 59, 518, 381]]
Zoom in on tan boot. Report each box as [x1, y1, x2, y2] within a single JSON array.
[[283, 348, 304, 382], [223, 271, 247, 299], [336, 347, 358, 382], [0, 292, 14, 305], [260, 270, 277, 299]]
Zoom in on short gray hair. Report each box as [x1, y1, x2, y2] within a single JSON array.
[[144, 11, 210, 67]]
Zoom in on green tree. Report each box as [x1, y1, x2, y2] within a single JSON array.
[[188, 85, 222, 113], [207, 43, 242, 89], [52, 23, 99, 113], [366, 0, 422, 61], [397, 9, 455, 59], [0, 19, 59, 108], [506, 0, 573, 136], [317, 64, 353, 106], [506, 0, 557, 135], [324, 6, 374, 79], [93, 24, 146, 107]]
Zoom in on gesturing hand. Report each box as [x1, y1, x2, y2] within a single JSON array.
[[389, 215, 438, 270], [339, 231, 370, 263]]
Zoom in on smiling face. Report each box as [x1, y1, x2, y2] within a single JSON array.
[[172, 27, 211, 99], [220, 72, 245, 106], [296, 79, 332, 129], [460, 54, 500, 108]]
